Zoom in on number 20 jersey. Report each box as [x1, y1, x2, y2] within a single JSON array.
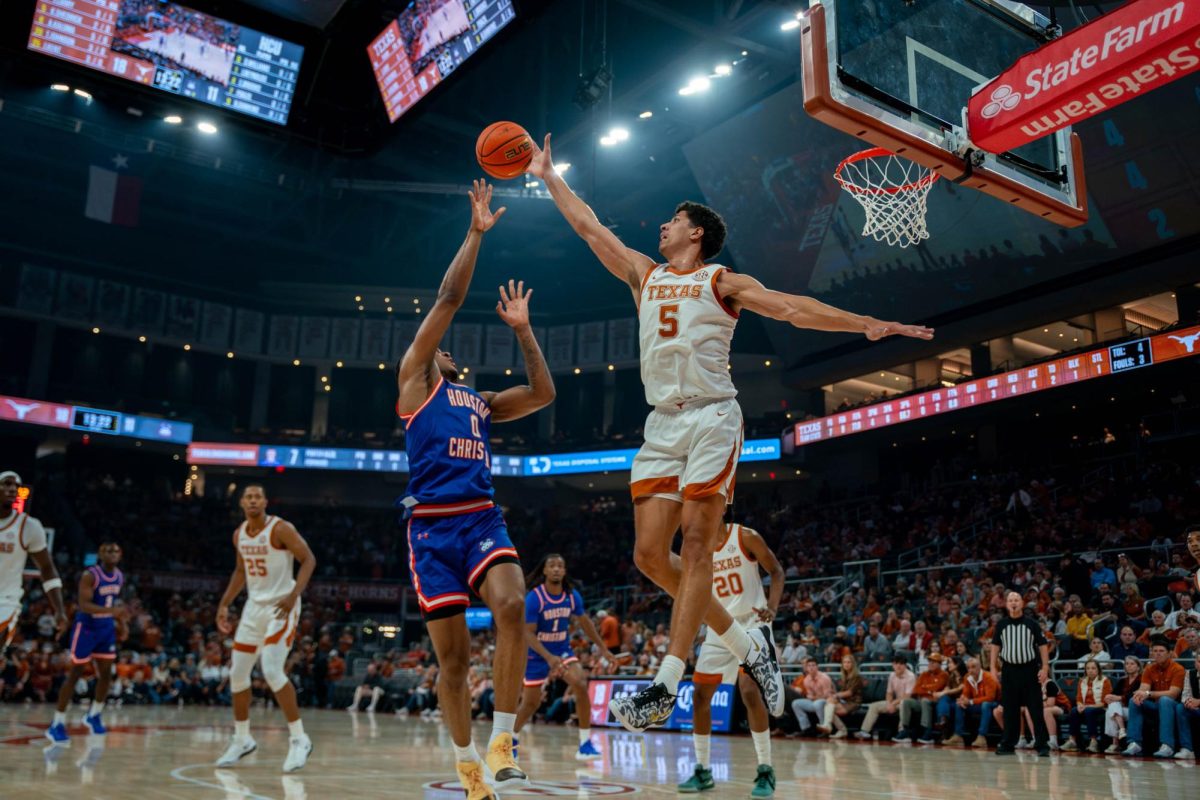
[[707, 523, 767, 637]]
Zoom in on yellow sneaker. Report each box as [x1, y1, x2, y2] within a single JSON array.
[[455, 760, 496, 800], [485, 733, 528, 791]]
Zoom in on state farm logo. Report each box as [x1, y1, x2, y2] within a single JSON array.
[[980, 85, 1022, 118]]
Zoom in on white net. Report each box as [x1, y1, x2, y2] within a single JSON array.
[[834, 149, 939, 249]]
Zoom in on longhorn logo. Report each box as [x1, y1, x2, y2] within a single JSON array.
[[4, 400, 39, 420], [1168, 332, 1200, 353]]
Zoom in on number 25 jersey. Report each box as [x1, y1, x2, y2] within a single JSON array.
[[235, 515, 295, 603]]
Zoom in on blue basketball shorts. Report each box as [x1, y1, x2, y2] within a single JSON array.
[[525, 643, 579, 686], [69, 616, 116, 664]]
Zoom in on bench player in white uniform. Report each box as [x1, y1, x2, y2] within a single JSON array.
[[527, 136, 933, 730], [680, 523, 784, 797], [215, 484, 317, 773], [0, 471, 67, 649]]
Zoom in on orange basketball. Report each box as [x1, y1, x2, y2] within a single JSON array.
[[476, 121, 533, 180]]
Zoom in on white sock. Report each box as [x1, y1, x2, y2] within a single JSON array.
[[693, 733, 711, 768], [491, 711, 517, 744], [235, 719, 251, 740], [53, 711, 66, 726], [453, 741, 481, 763], [718, 624, 754, 662], [89, 700, 105, 716], [752, 729, 771, 766], [579, 728, 591, 745], [287, 719, 305, 739], [654, 655, 685, 694]]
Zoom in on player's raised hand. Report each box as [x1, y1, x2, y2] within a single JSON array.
[[526, 133, 553, 179], [468, 178, 506, 233], [496, 279, 532, 330], [864, 319, 935, 342]]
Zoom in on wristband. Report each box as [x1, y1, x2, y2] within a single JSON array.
[[42, 578, 62, 592]]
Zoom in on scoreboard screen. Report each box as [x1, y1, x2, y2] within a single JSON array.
[[368, 0, 515, 123], [27, 0, 303, 125]]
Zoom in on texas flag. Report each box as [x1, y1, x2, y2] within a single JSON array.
[[84, 153, 142, 226]]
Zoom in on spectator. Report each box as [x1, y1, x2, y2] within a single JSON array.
[[824, 653, 864, 739], [856, 655, 915, 740], [1176, 627, 1200, 660], [1039, 676, 1072, 750], [790, 657, 835, 735], [1104, 656, 1143, 753], [780, 635, 807, 666], [1115, 554, 1141, 590], [862, 622, 892, 663], [1176, 651, 1200, 760], [1091, 559, 1117, 593], [598, 609, 620, 652], [933, 654, 965, 741], [1138, 610, 1174, 646], [347, 663, 385, 713], [1167, 594, 1200, 630], [895, 653, 949, 744], [1064, 659, 1112, 752], [892, 619, 914, 659], [1124, 637, 1186, 757], [1066, 604, 1094, 658], [948, 656, 1000, 747], [1110, 626, 1149, 661], [1077, 637, 1113, 669]]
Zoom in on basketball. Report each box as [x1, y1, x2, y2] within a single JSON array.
[[476, 121, 533, 180]]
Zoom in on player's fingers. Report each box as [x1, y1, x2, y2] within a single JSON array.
[[485, 183, 493, 205], [508, 278, 518, 298], [499, 284, 510, 303], [496, 301, 504, 316], [516, 279, 524, 298], [543, 133, 552, 151], [524, 288, 533, 302], [492, 206, 507, 223]]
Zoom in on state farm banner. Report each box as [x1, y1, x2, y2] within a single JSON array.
[[967, 0, 1200, 153]]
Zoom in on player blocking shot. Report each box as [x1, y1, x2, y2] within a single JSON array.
[[0, 471, 67, 653], [215, 485, 317, 773], [514, 554, 616, 760], [679, 523, 784, 797], [396, 180, 555, 800], [527, 134, 933, 731], [45, 541, 124, 744]]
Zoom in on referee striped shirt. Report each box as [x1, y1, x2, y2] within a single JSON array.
[[994, 614, 1043, 665]]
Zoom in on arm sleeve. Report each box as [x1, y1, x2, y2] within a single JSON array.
[[21, 516, 47, 553], [524, 591, 540, 624]]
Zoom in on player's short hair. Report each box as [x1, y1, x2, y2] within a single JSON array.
[[675, 201, 727, 259], [98, 538, 121, 548], [242, 483, 267, 497]]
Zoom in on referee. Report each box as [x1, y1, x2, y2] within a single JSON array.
[[989, 591, 1051, 756]]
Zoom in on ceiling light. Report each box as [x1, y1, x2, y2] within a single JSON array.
[[412, 298, 419, 304], [599, 135, 616, 146], [197, 121, 218, 134], [357, 305, 364, 311], [678, 86, 695, 96], [183, 344, 191, 351], [138, 335, 147, 343], [378, 363, 386, 370], [384, 297, 390, 303], [73, 88, 92, 100], [51, 84, 70, 92], [686, 77, 711, 93], [226, 352, 234, 358], [573, 368, 581, 375], [336, 361, 344, 368], [92, 327, 100, 334], [526, 179, 540, 188], [164, 114, 182, 124], [764, 360, 771, 367], [608, 364, 615, 371], [554, 163, 571, 174], [320, 376, 328, 383], [293, 359, 300, 366], [387, 306, 393, 312], [714, 64, 732, 76], [324, 385, 331, 392], [781, 19, 801, 31], [638, 110, 653, 119], [504, 369, 512, 376], [609, 127, 629, 142], [355, 295, 362, 302]]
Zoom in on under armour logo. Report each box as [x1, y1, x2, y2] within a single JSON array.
[[1169, 332, 1200, 353], [980, 85, 1021, 119], [5, 400, 39, 420]]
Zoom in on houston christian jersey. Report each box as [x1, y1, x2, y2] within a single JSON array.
[[526, 584, 583, 657], [0, 512, 48, 605], [235, 515, 296, 603], [78, 564, 123, 622], [637, 263, 738, 408], [704, 523, 766, 642], [400, 376, 494, 507]]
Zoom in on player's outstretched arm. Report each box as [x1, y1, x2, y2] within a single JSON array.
[[481, 280, 556, 422], [25, 522, 67, 633], [75, 571, 107, 616], [717, 271, 934, 341], [527, 134, 655, 294], [216, 554, 247, 635], [273, 522, 316, 619], [398, 180, 505, 406], [741, 527, 786, 624]]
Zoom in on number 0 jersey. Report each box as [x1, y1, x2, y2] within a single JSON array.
[[637, 263, 739, 408], [399, 376, 495, 511], [235, 515, 296, 603], [706, 523, 767, 641]]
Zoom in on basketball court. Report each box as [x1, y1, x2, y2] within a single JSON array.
[[1, 705, 1193, 799]]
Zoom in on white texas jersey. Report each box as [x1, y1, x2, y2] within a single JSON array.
[[234, 515, 296, 603], [705, 523, 767, 641], [0, 512, 48, 605], [637, 263, 738, 408]]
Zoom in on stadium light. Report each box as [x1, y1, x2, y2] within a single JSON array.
[[164, 115, 182, 124], [554, 163, 571, 175], [714, 63, 732, 76], [610, 127, 629, 142], [51, 84, 70, 92], [197, 121, 218, 135], [599, 135, 616, 147], [73, 88, 92, 100], [638, 110, 653, 119], [781, 18, 801, 30]]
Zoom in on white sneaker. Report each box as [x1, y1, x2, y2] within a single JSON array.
[[215, 736, 257, 767], [1174, 748, 1195, 760], [1016, 738, 1032, 749], [1153, 744, 1175, 759], [282, 735, 312, 773], [1123, 742, 1142, 757]]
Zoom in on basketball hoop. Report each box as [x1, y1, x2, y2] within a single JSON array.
[[834, 148, 939, 248]]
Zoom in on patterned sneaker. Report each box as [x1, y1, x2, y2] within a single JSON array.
[[456, 760, 498, 800], [750, 764, 776, 798], [742, 627, 785, 717], [609, 683, 677, 732], [282, 735, 312, 773], [82, 713, 106, 736], [576, 739, 602, 760], [485, 732, 528, 791], [45, 723, 70, 745], [215, 736, 257, 767], [677, 765, 715, 793]]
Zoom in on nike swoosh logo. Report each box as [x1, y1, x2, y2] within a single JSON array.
[[716, 411, 728, 416]]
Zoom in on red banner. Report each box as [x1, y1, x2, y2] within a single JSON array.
[[187, 442, 259, 465], [967, 0, 1200, 153], [0, 394, 72, 428]]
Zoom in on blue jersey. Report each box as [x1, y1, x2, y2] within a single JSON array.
[[400, 376, 495, 509], [78, 565, 123, 624], [525, 584, 584, 657]]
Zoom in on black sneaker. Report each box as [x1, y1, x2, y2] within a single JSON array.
[[608, 682, 677, 733], [995, 746, 1016, 756], [742, 627, 785, 717]]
